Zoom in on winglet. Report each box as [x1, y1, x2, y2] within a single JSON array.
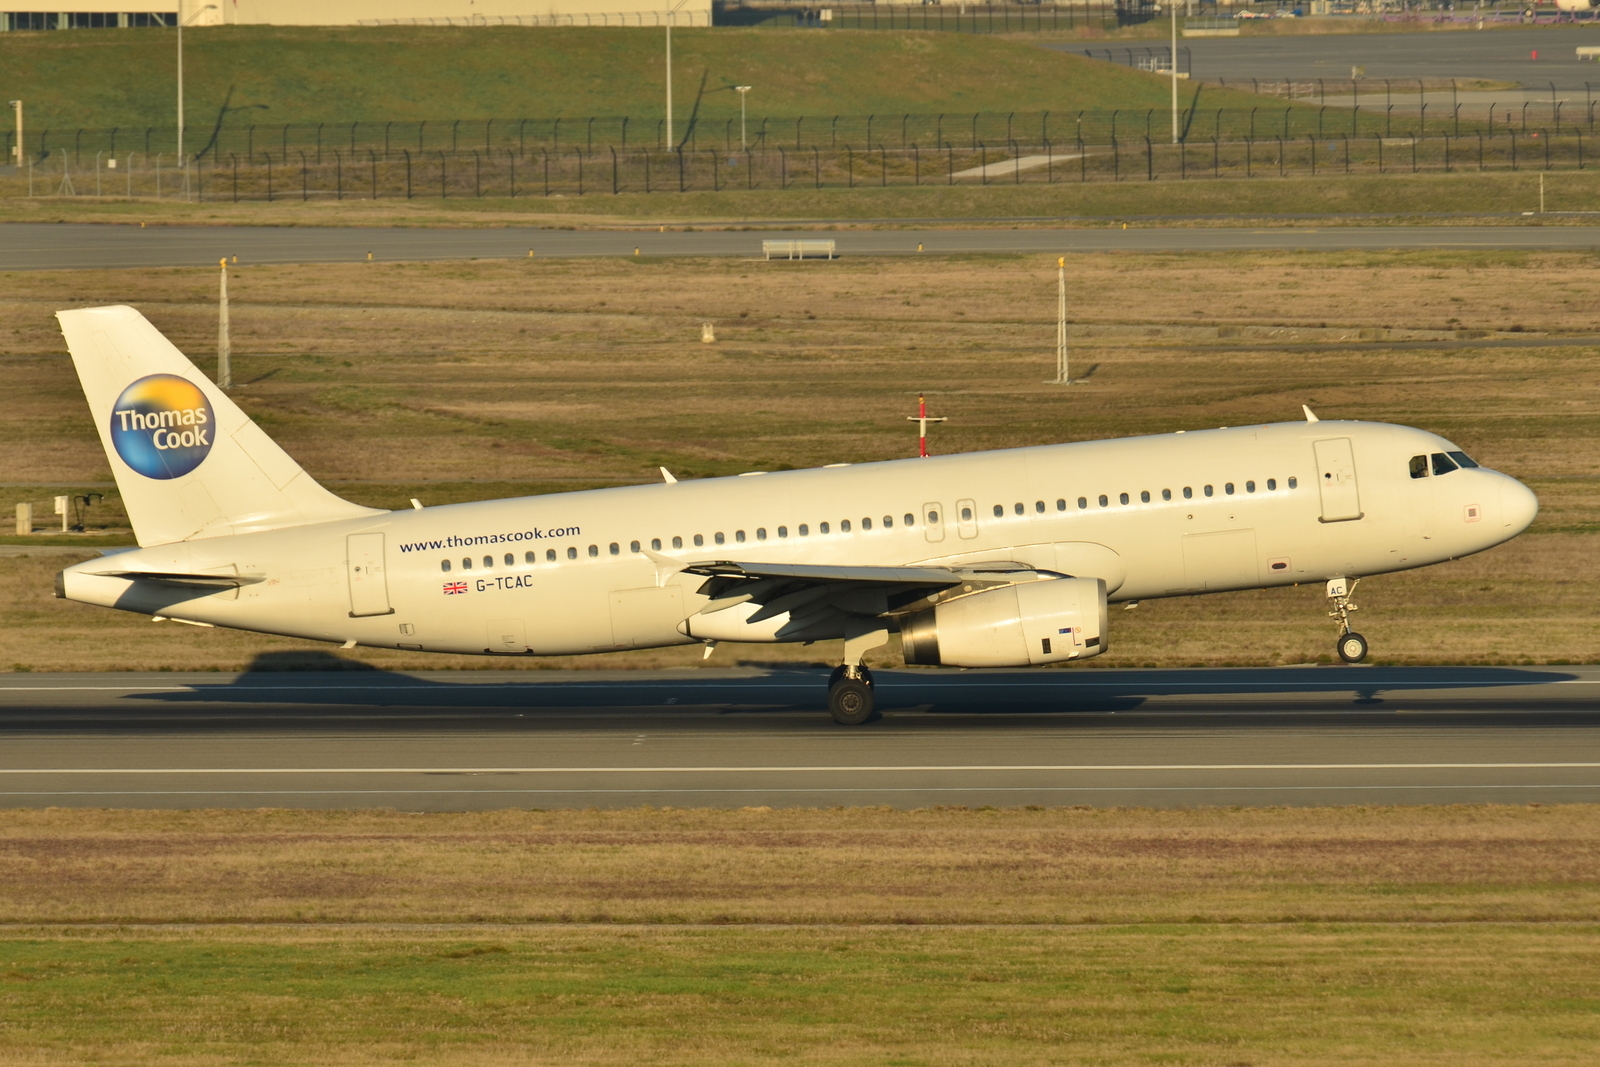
[[642, 546, 686, 588], [660, 467, 678, 484], [1302, 405, 1320, 423]]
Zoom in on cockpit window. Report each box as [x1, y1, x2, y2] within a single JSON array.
[[1408, 455, 1429, 479], [1432, 452, 1459, 476], [1448, 450, 1480, 469]]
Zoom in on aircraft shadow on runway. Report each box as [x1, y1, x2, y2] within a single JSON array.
[[66, 650, 1589, 732]]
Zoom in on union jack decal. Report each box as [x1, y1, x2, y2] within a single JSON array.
[[442, 581, 467, 595]]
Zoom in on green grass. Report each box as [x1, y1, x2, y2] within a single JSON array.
[[2, 925, 1597, 1065], [0, 26, 1277, 134]]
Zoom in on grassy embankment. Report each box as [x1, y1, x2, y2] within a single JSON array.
[[4, 248, 1599, 671], [0, 806, 1597, 1064]]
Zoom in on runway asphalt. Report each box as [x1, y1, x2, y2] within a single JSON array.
[[6, 222, 1600, 270], [2, 664, 1597, 810], [1054, 24, 1600, 91]]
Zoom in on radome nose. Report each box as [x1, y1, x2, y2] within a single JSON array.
[[1499, 476, 1539, 534]]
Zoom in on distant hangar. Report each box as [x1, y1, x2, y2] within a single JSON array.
[[2, 0, 711, 31]]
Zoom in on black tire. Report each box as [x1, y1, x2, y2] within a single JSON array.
[[1337, 631, 1369, 664], [828, 679, 875, 725]]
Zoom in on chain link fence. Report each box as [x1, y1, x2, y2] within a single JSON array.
[[6, 124, 1588, 201]]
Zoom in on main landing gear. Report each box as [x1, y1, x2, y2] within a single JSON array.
[[1326, 577, 1368, 664], [827, 664, 876, 726]]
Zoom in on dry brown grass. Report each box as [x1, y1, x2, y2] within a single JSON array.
[[0, 805, 1594, 925], [4, 249, 1598, 670]]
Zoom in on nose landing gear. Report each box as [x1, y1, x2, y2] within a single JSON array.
[[1326, 577, 1368, 663]]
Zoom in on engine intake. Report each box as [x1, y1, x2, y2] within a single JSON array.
[[900, 576, 1108, 668]]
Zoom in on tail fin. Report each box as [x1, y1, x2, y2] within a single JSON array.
[[57, 305, 384, 547]]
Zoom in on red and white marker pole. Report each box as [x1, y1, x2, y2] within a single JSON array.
[[906, 393, 947, 458]]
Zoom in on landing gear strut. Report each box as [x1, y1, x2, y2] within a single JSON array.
[[1326, 577, 1368, 664], [828, 664, 875, 726]]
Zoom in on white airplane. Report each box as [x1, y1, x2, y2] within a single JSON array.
[[55, 306, 1538, 725]]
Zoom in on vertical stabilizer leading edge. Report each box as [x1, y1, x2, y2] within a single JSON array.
[[57, 304, 384, 547]]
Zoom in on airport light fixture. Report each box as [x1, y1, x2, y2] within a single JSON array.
[[177, 2, 218, 200], [7, 100, 20, 165], [1170, 1, 1180, 144], [735, 85, 752, 149]]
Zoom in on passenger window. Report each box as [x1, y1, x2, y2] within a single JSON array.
[[609, 543, 620, 555], [462, 558, 472, 570], [1014, 502, 1024, 515], [714, 532, 726, 545], [861, 518, 872, 531], [1098, 495, 1108, 507], [800, 524, 810, 536], [1448, 450, 1480, 469], [566, 547, 577, 560], [1432, 452, 1459, 476], [1267, 479, 1277, 491], [1288, 476, 1298, 489], [882, 515, 893, 528], [841, 519, 852, 532], [1140, 490, 1150, 503], [546, 549, 556, 562], [525, 551, 536, 564], [962, 506, 974, 521], [588, 545, 599, 558], [630, 541, 641, 553], [925, 511, 937, 524], [736, 530, 747, 542], [504, 553, 514, 566], [1224, 483, 1235, 496], [1078, 497, 1088, 509], [441, 559, 451, 572], [756, 528, 766, 540], [820, 522, 830, 534], [652, 538, 662, 551], [1161, 489, 1172, 501], [1409, 454, 1430, 479], [1245, 481, 1255, 493], [777, 526, 787, 538], [483, 556, 493, 569], [672, 536, 683, 549], [1204, 485, 1214, 497], [1035, 501, 1045, 513], [1056, 499, 1066, 511], [694, 534, 704, 547], [1119, 493, 1129, 505], [992, 504, 1003, 518], [904, 513, 915, 526], [1183, 487, 1193, 499]]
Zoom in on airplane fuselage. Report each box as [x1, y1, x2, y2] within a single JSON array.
[[61, 419, 1537, 658]]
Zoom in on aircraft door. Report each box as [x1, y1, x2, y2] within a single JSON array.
[[956, 498, 979, 539], [345, 532, 394, 617], [1312, 438, 1364, 522], [922, 502, 946, 543]]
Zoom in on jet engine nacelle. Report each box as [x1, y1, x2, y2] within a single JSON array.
[[900, 576, 1108, 668]]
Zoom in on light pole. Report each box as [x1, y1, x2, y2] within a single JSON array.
[[7, 100, 20, 168], [664, 0, 691, 147], [177, 3, 218, 200], [1170, 2, 1180, 144], [734, 85, 752, 149]]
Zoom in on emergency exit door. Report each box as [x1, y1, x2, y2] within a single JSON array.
[[346, 533, 394, 617], [1313, 438, 1364, 522]]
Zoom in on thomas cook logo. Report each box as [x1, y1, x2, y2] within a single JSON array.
[[109, 374, 215, 480]]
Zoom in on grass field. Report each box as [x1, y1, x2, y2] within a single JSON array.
[[3, 247, 1599, 671], [0, 806, 1597, 1065], [0, 169, 1582, 224], [0, 26, 1273, 134]]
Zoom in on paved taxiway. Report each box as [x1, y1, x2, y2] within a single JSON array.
[[2, 665, 1597, 809], [7, 223, 1600, 271]]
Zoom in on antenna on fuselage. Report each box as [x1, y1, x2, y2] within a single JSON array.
[[1302, 405, 1320, 423], [660, 467, 678, 484]]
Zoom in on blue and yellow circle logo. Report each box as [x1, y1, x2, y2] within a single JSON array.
[[109, 374, 216, 480]]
